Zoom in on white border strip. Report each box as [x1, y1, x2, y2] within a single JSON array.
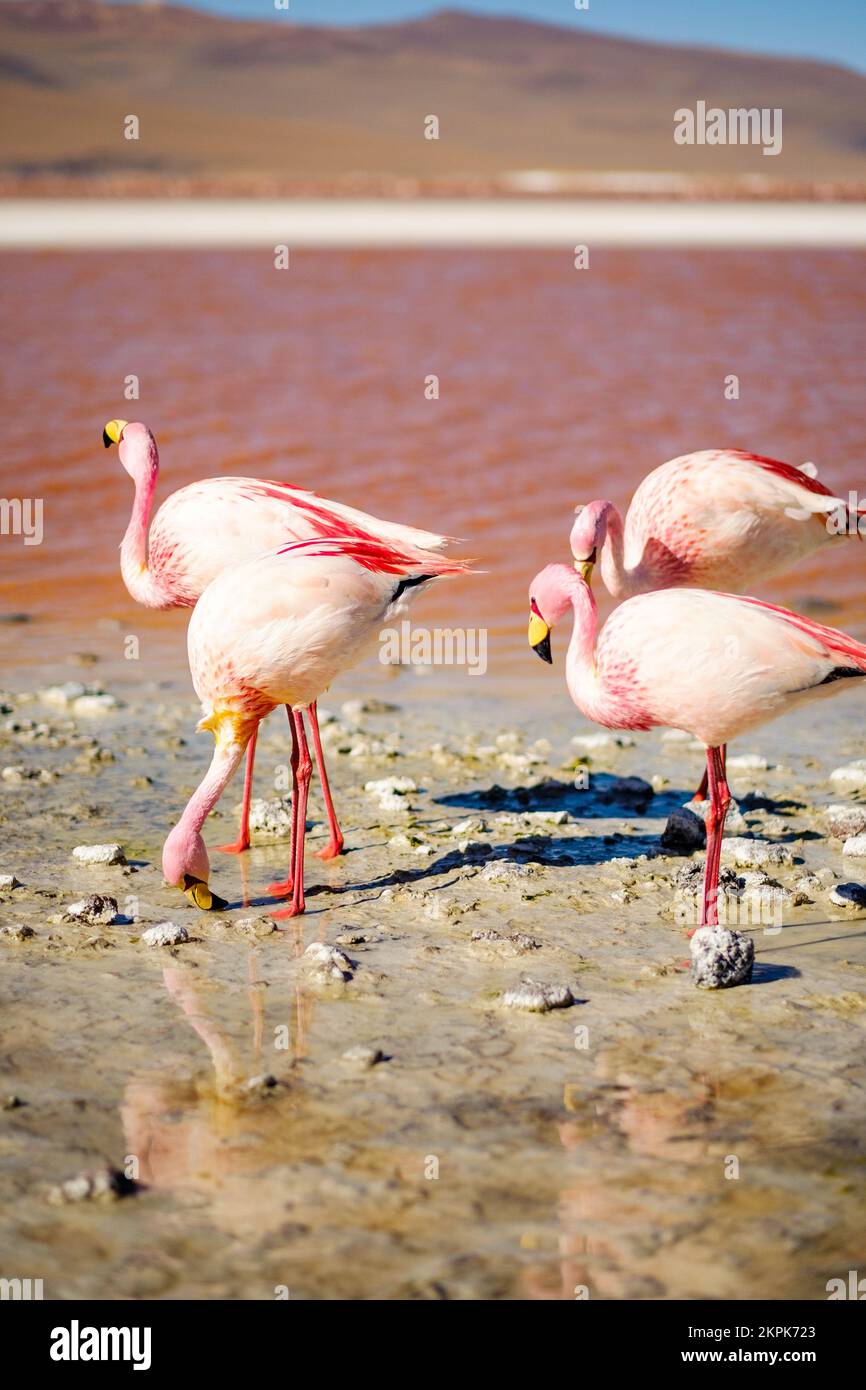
[[2, 199, 866, 248]]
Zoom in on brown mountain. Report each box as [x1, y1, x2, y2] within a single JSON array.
[[2, 0, 865, 193]]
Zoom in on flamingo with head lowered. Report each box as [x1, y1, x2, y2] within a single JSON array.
[[527, 558, 866, 932], [570, 448, 866, 797], [104, 419, 455, 862], [163, 535, 469, 917]]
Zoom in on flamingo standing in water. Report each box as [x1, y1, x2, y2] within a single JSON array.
[[527, 561, 866, 930], [570, 449, 865, 796], [104, 419, 454, 860], [163, 536, 469, 917]]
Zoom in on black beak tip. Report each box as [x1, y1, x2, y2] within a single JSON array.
[[102, 429, 113, 448], [533, 635, 553, 665]]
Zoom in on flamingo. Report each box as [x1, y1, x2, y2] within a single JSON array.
[[570, 449, 865, 798], [104, 418, 453, 860], [527, 560, 866, 931], [162, 535, 469, 917]]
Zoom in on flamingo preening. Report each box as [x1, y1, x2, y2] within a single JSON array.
[[570, 448, 866, 798], [163, 536, 469, 917], [527, 561, 866, 932], [569, 449, 864, 600], [104, 419, 454, 860]]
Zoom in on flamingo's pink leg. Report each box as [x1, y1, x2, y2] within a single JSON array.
[[308, 700, 344, 860], [694, 745, 731, 935], [267, 708, 298, 899], [216, 723, 258, 854], [271, 710, 311, 920], [692, 742, 726, 803]]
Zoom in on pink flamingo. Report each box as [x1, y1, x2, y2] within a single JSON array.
[[163, 536, 469, 916], [527, 561, 866, 931], [104, 419, 453, 861], [570, 448, 865, 797]]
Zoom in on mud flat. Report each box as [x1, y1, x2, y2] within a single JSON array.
[[1, 677, 865, 1300]]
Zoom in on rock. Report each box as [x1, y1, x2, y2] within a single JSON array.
[[826, 805, 866, 839], [721, 837, 794, 868], [240, 1073, 278, 1095], [3, 1095, 25, 1110], [304, 942, 355, 979], [660, 806, 706, 851], [829, 883, 866, 910], [1, 924, 35, 940], [451, 817, 486, 838], [726, 753, 770, 771], [47, 1167, 138, 1205], [0, 874, 22, 890], [247, 797, 293, 839], [691, 797, 749, 835], [830, 761, 866, 792], [141, 922, 189, 947], [480, 861, 535, 887], [388, 831, 434, 856], [73, 693, 120, 716], [39, 681, 87, 707], [471, 928, 541, 955], [72, 843, 126, 866], [364, 776, 417, 810], [342, 698, 398, 721], [335, 929, 370, 945], [523, 809, 569, 826], [502, 978, 574, 1012], [842, 834, 866, 857], [342, 1044, 384, 1067], [600, 775, 654, 807], [690, 926, 755, 989], [64, 894, 119, 926], [570, 732, 635, 751]]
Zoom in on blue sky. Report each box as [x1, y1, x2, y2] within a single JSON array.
[[139, 0, 866, 73]]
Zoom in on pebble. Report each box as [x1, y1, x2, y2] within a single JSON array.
[[240, 1073, 278, 1095], [342, 1044, 384, 1068], [690, 926, 755, 989], [570, 732, 635, 751], [825, 805, 866, 840], [842, 834, 866, 857], [47, 1167, 138, 1205], [64, 894, 119, 926], [451, 817, 486, 838], [0, 874, 22, 890], [480, 861, 536, 886], [304, 942, 355, 980], [247, 797, 293, 838], [0, 924, 35, 940], [141, 922, 189, 947], [72, 843, 126, 866], [726, 754, 770, 771], [601, 775, 654, 806], [39, 681, 87, 707], [660, 806, 706, 851], [73, 693, 120, 716], [364, 776, 417, 810], [829, 883, 866, 910], [388, 831, 435, 856], [691, 797, 749, 835], [721, 837, 794, 868], [342, 698, 397, 721], [471, 928, 541, 954], [829, 760, 866, 791], [502, 978, 574, 1012]]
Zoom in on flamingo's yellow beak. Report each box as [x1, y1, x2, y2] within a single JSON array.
[[528, 610, 552, 664], [573, 546, 596, 583], [102, 419, 128, 448], [182, 875, 227, 911]]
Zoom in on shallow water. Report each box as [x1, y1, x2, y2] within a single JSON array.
[[1, 249, 866, 696], [1, 686, 864, 1299]]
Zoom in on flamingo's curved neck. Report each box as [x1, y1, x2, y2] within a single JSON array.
[[564, 573, 600, 710], [597, 503, 632, 598], [120, 463, 168, 608], [181, 740, 246, 840]]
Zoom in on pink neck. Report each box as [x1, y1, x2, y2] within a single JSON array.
[[179, 742, 245, 841], [120, 463, 167, 607], [597, 503, 632, 599]]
